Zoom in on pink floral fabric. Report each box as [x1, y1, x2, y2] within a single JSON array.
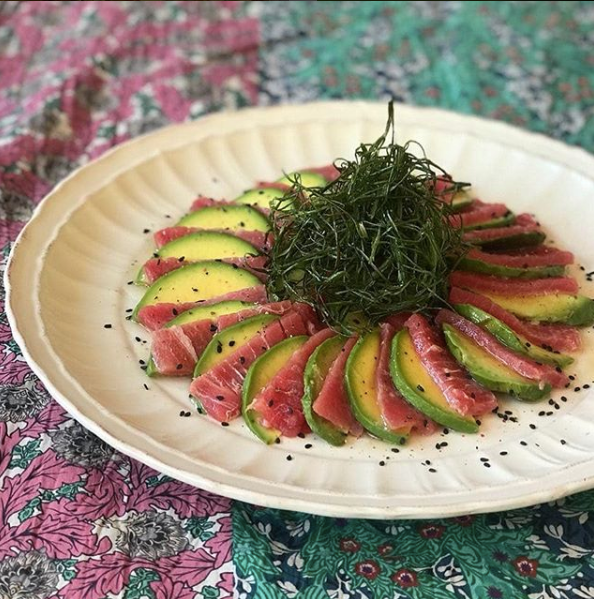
[[0, 2, 259, 597]]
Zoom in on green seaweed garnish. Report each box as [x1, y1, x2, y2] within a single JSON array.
[[266, 102, 467, 334]]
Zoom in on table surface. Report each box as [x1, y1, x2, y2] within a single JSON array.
[[2, 1, 594, 597]]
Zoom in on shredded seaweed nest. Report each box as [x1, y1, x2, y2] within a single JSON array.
[[266, 102, 468, 334]]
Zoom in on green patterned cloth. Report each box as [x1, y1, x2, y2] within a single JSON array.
[[235, 2, 594, 598]]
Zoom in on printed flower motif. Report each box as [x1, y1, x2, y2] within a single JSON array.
[[512, 556, 538, 577], [354, 560, 380, 580], [0, 189, 35, 222], [377, 542, 394, 556], [419, 523, 445, 539], [112, 511, 189, 559], [50, 421, 113, 468], [0, 550, 59, 599], [339, 538, 361, 553], [453, 515, 475, 527], [0, 376, 50, 422], [391, 568, 418, 588], [487, 587, 503, 598]]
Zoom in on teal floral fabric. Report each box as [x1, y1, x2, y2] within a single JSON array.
[[235, 2, 594, 598], [2, 1, 594, 598]]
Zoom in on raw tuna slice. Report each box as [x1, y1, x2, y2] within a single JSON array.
[[190, 311, 311, 422], [450, 271, 579, 296], [137, 285, 268, 330], [448, 202, 510, 229], [256, 181, 290, 191], [463, 213, 540, 243], [190, 196, 232, 211], [436, 310, 569, 388], [251, 329, 337, 437], [465, 247, 574, 268], [154, 227, 272, 252], [150, 301, 298, 376], [150, 327, 198, 377], [313, 337, 363, 436], [140, 255, 268, 285], [377, 323, 437, 435], [405, 313, 498, 416], [306, 164, 340, 182], [449, 287, 581, 352], [432, 175, 456, 203], [217, 301, 321, 334], [385, 312, 413, 330]]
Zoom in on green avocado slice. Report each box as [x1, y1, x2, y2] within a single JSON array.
[[132, 261, 260, 321], [345, 330, 409, 445], [302, 336, 349, 447], [389, 329, 478, 433], [454, 304, 573, 368], [177, 204, 269, 232], [135, 231, 260, 285], [481, 292, 594, 326], [277, 171, 327, 187], [194, 313, 279, 377], [471, 231, 546, 251], [242, 336, 309, 444], [450, 190, 473, 212], [464, 213, 516, 231], [442, 324, 550, 401], [234, 187, 285, 209], [458, 256, 565, 279]]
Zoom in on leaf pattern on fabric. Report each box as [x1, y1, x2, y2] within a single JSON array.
[[1, 1, 594, 598]]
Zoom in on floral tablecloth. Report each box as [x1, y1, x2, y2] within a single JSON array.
[[2, 2, 594, 598]]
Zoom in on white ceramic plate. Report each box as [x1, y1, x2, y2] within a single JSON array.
[[7, 102, 594, 519]]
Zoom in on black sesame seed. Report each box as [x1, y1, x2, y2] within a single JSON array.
[[428, 468, 437, 473], [483, 462, 491, 468], [216, 342, 223, 354], [561, 396, 567, 402], [305, 443, 312, 449], [143, 383, 149, 391], [143, 228, 150, 234], [104, 324, 112, 329], [210, 324, 218, 332], [480, 457, 489, 462], [584, 384, 591, 389], [574, 387, 581, 392], [560, 439, 567, 445], [416, 385, 425, 392], [569, 375, 576, 381], [391, 448, 400, 453], [221, 422, 229, 427], [499, 451, 508, 456], [297, 432, 305, 439], [274, 438, 281, 444], [179, 410, 185, 416], [239, 356, 246, 364], [379, 461, 385, 467], [228, 340, 236, 347], [286, 455, 293, 461], [216, 395, 224, 401], [127, 280, 134, 285], [520, 441, 527, 446], [172, 308, 178, 316], [126, 308, 133, 313], [176, 364, 183, 370], [139, 359, 146, 365], [529, 424, 536, 430]]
